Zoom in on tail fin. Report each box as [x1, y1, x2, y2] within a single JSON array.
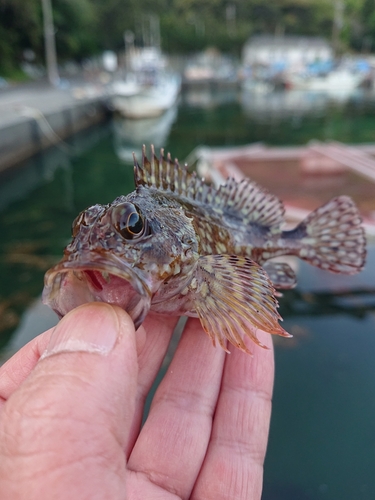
[[293, 196, 366, 274]]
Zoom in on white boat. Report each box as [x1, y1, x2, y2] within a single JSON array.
[[110, 72, 180, 118], [108, 45, 180, 119], [110, 77, 140, 98], [288, 68, 365, 97]]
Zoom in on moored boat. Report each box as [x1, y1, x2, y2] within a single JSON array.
[[109, 72, 180, 119]]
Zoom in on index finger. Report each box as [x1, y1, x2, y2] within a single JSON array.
[[0, 328, 53, 407]]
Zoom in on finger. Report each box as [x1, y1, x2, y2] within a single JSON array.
[[125, 312, 179, 456], [127, 318, 226, 499], [192, 330, 274, 500], [0, 328, 53, 408], [0, 303, 138, 500]]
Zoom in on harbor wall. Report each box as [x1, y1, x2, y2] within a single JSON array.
[[0, 98, 108, 174]]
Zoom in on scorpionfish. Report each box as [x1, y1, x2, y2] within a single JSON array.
[[43, 146, 366, 353]]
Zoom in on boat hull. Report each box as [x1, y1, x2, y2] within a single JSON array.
[[110, 75, 181, 119]]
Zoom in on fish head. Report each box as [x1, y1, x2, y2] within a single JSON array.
[[42, 190, 199, 328]]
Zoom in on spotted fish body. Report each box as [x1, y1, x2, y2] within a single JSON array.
[[43, 147, 366, 353]]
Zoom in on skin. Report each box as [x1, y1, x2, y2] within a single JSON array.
[[0, 303, 274, 500]]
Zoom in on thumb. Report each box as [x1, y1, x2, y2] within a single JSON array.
[[0, 303, 140, 500]]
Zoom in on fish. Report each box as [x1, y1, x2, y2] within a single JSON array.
[[42, 146, 367, 354]]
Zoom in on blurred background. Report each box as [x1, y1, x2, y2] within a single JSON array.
[[1, 1, 375, 499]]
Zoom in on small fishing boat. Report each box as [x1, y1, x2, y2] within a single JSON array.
[[287, 67, 366, 97], [109, 72, 180, 119], [108, 45, 180, 119]]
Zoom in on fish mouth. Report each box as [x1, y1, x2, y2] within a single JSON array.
[[42, 253, 152, 329]]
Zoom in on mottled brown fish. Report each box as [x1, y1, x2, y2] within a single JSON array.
[[43, 146, 366, 353]]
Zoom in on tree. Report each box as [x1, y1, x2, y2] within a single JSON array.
[[0, 0, 374, 79], [0, 0, 42, 75]]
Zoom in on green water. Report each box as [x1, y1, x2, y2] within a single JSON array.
[[1, 87, 375, 499]]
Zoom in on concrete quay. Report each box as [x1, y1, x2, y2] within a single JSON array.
[[0, 80, 109, 173]]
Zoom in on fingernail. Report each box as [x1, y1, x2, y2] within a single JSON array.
[[41, 304, 120, 359]]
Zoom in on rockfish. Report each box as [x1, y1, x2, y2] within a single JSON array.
[[43, 147, 366, 353]]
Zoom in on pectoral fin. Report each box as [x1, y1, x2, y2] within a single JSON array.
[[188, 255, 291, 354]]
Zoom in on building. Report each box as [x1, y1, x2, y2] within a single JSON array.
[[242, 35, 333, 69]]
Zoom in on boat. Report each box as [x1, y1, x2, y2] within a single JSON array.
[[287, 67, 366, 98], [108, 45, 181, 119], [109, 71, 180, 119], [189, 141, 375, 236]]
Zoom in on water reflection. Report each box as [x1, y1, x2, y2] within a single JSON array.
[[181, 87, 239, 109], [241, 89, 330, 124], [112, 105, 178, 162], [0, 124, 110, 212]]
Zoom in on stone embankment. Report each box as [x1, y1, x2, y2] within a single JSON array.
[[0, 80, 108, 173]]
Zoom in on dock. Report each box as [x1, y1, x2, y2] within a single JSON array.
[[193, 141, 375, 237], [0, 80, 108, 173]]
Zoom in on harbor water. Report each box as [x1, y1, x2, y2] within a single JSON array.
[[1, 86, 375, 499]]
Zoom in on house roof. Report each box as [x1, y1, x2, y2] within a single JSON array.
[[244, 35, 331, 50]]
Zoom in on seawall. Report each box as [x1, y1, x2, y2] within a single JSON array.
[[0, 82, 109, 173]]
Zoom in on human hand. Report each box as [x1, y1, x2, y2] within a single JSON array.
[[0, 302, 274, 500]]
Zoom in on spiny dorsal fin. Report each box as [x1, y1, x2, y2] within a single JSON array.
[[133, 146, 284, 228], [134, 145, 215, 200], [216, 178, 285, 228]]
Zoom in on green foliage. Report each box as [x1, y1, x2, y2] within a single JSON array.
[[0, 0, 374, 78], [53, 0, 98, 58], [0, 0, 42, 74]]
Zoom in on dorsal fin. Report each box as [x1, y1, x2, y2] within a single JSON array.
[[216, 178, 285, 228], [134, 145, 215, 201], [133, 146, 284, 228]]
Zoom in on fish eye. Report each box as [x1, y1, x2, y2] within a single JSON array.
[[113, 202, 149, 240]]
